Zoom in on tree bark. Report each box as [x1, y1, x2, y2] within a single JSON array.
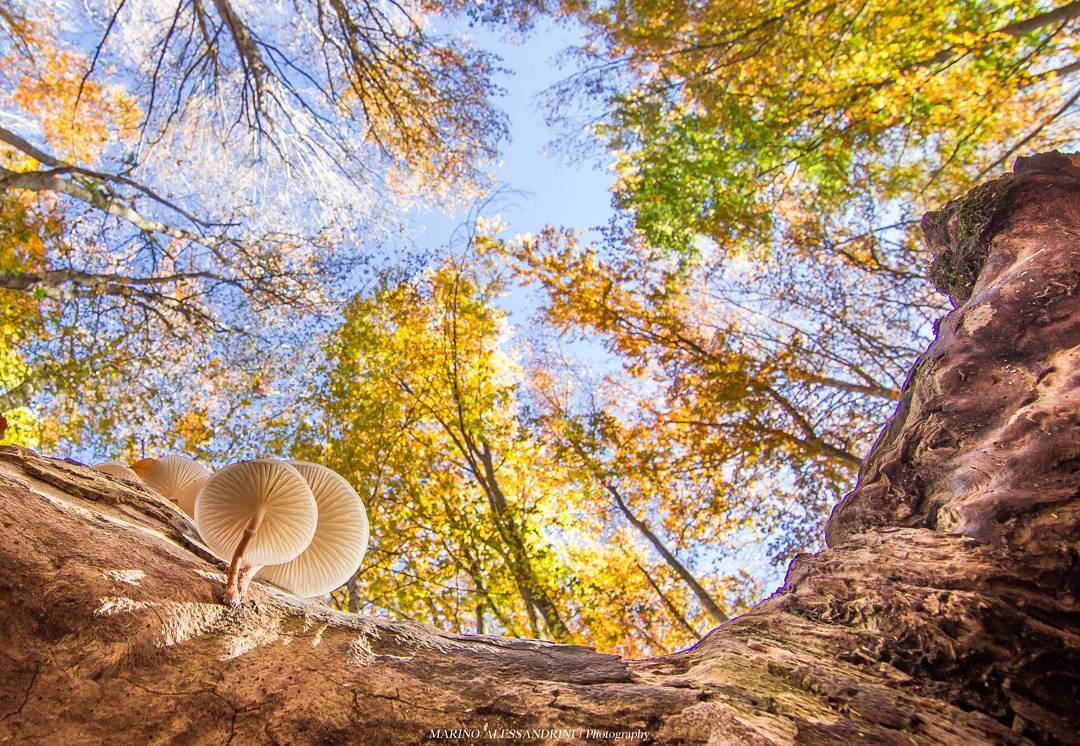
[[0, 152, 1077, 744]]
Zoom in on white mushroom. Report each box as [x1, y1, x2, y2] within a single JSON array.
[[259, 461, 369, 599], [93, 461, 140, 481], [130, 455, 210, 516], [194, 459, 318, 605]]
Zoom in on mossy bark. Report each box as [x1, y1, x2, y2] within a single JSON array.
[[1, 154, 1077, 744]]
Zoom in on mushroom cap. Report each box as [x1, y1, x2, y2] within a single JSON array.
[[259, 461, 369, 598], [93, 461, 140, 481], [131, 455, 210, 515], [194, 459, 318, 567], [175, 477, 208, 518]]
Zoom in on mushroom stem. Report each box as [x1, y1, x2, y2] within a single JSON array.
[[223, 512, 264, 606], [237, 564, 261, 597]]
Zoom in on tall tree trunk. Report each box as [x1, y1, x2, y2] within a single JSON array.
[[475, 442, 573, 642], [0, 153, 1077, 744], [599, 474, 729, 624], [562, 435, 729, 623], [475, 602, 485, 635], [346, 575, 359, 614], [633, 558, 702, 641]]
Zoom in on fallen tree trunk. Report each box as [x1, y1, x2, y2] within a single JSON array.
[[0, 153, 1077, 745]]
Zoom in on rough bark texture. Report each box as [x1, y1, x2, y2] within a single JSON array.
[[0, 153, 1077, 745]]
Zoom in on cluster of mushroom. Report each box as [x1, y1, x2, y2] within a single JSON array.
[[93, 457, 368, 606]]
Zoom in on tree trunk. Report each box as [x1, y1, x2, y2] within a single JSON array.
[[0, 152, 1077, 744], [603, 475, 729, 624], [346, 575, 359, 614], [633, 558, 702, 640], [562, 429, 729, 624], [476, 442, 573, 642]]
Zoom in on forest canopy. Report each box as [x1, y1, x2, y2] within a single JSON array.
[[1, 0, 1077, 655]]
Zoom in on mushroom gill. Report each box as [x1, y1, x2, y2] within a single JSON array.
[[131, 455, 210, 516], [194, 459, 318, 606], [259, 461, 369, 599]]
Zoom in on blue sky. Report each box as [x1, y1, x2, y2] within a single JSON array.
[[408, 18, 616, 252], [405, 17, 626, 376]]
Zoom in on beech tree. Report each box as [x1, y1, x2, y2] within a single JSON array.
[[534, 387, 741, 624], [502, 224, 934, 567], [302, 255, 574, 642]]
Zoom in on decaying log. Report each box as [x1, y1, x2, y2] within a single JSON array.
[[0, 153, 1077, 744]]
